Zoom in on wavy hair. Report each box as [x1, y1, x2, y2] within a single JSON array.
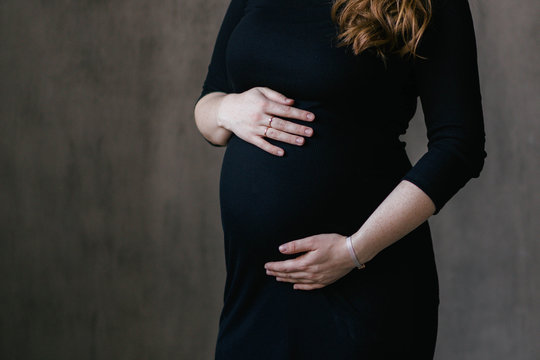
[[330, 0, 433, 62]]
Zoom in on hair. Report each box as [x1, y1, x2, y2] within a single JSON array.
[[330, 0, 433, 63]]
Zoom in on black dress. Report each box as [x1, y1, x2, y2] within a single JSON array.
[[195, 0, 487, 358]]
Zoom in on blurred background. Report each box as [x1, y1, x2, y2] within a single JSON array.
[[0, 0, 538, 359]]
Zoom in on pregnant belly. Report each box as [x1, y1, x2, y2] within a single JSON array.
[[220, 133, 350, 235], [218, 107, 411, 264]]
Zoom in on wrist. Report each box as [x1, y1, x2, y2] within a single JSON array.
[[216, 93, 232, 130], [345, 235, 364, 269], [350, 231, 376, 265]]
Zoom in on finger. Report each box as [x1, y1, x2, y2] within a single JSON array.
[[251, 135, 285, 157], [265, 101, 315, 122], [267, 269, 313, 280], [256, 86, 294, 105], [265, 257, 308, 273], [275, 276, 316, 284], [279, 237, 315, 254], [293, 283, 325, 290], [265, 116, 314, 138], [263, 125, 306, 146]]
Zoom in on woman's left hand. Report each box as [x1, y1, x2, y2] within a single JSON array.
[[264, 233, 358, 290]]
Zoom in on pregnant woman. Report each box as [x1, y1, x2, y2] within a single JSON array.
[[193, 0, 487, 358]]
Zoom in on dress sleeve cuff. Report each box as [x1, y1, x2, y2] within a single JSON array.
[[400, 144, 481, 215]]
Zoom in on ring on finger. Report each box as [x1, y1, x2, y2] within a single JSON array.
[[268, 115, 274, 127], [264, 126, 270, 137]]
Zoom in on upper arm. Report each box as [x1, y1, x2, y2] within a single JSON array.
[[195, 0, 246, 147], [196, 0, 246, 106]]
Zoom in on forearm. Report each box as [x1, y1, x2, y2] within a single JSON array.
[[194, 91, 233, 146], [350, 179, 436, 264]]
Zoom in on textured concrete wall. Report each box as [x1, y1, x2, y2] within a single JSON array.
[[0, 1, 538, 359]]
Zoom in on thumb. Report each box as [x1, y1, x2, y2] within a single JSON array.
[[256, 86, 294, 105], [279, 237, 314, 254]]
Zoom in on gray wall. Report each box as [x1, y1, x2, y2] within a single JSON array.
[[0, 0, 538, 359]]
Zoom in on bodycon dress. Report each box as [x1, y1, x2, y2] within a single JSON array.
[[195, 0, 487, 358]]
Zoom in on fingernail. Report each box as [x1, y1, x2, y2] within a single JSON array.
[[295, 137, 303, 144], [277, 150, 284, 156], [305, 128, 313, 135], [307, 113, 314, 120], [279, 245, 287, 252]]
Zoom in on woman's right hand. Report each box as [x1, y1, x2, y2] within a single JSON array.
[[216, 87, 315, 156]]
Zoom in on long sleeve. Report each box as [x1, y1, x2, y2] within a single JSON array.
[[400, 0, 487, 215], [196, 0, 246, 147]]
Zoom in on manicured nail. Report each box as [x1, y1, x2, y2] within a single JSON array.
[[277, 150, 284, 156], [279, 245, 287, 252], [295, 137, 303, 144], [305, 128, 313, 135]]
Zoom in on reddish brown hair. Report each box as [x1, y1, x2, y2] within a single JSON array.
[[330, 0, 432, 62]]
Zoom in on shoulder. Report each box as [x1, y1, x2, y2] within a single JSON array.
[[429, 0, 475, 23], [423, 0, 477, 40], [413, 0, 479, 60]]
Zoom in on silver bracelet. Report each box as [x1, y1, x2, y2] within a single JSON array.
[[346, 236, 366, 270]]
